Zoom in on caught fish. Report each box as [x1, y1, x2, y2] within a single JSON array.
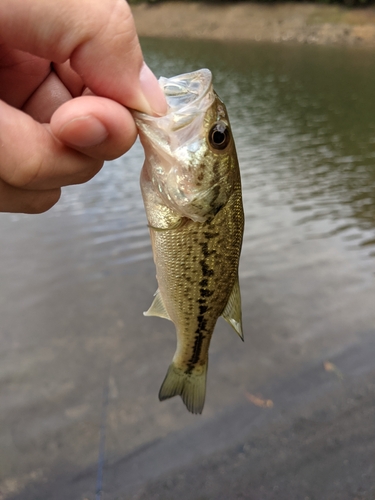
[[133, 69, 244, 414]]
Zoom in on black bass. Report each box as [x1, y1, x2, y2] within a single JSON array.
[[133, 69, 244, 414]]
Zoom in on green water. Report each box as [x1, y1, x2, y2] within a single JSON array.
[[142, 39, 375, 258], [15, 38, 374, 268], [1, 38, 375, 499]]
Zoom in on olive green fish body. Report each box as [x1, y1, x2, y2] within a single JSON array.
[[134, 69, 244, 414]]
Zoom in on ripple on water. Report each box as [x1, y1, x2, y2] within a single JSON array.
[[46, 140, 152, 272], [10, 40, 375, 279]]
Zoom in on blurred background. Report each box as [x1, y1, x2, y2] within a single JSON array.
[[1, 4, 375, 500]]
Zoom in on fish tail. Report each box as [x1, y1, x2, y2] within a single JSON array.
[[158, 362, 208, 414]]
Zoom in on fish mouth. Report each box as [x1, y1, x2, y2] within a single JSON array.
[[159, 69, 213, 113], [133, 69, 215, 132]]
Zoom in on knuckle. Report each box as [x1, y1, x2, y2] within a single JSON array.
[[74, 159, 103, 183], [8, 154, 44, 189]]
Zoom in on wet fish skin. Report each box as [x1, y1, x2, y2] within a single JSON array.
[[134, 69, 244, 414]]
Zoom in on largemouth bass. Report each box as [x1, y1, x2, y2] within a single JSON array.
[[134, 69, 244, 414]]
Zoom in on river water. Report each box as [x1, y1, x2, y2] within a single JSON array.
[[49, 40, 375, 264], [1, 40, 375, 499]]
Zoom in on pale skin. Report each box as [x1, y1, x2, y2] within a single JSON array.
[[0, 0, 167, 214]]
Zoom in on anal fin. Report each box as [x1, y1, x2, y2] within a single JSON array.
[[144, 289, 171, 321], [222, 277, 243, 340]]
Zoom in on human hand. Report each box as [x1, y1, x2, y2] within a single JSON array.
[[0, 0, 167, 213]]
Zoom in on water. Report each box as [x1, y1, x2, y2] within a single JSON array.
[[1, 39, 375, 499], [142, 39, 375, 263], [13, 38, 375, 273]]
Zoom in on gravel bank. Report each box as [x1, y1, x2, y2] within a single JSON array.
[[132, 1, 375, 46]]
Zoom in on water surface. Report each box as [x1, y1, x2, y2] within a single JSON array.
[[1, 39, 375, 499], [24, 38, 375, 272]]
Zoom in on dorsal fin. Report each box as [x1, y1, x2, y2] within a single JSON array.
[[222, 277, 243, 340], [143, 289, 171, 321]]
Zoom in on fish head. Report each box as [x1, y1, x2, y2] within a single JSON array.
[[134, 69, 238, 222]]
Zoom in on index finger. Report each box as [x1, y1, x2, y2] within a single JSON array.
[[0, 0, 166, 115]]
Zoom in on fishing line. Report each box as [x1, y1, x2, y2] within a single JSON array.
[[95, 368, 111, 500]]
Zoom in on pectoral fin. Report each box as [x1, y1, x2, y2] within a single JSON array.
[[144, 289, 171, 321], [222, 277, 243, 341]]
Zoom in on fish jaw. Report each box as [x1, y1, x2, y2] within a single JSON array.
[[134, 69, 214, 165], [135, 69, 214, 146], [134, 69, 236, 223]]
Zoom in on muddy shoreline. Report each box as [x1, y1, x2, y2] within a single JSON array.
[[132, 1, 375, 46]]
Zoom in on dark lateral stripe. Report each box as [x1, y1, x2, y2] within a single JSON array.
[[199, 241, 216, 258], [185, 216, 220, 374], [200, 260, 214, 277], [186, 333, 205, 373], [186, 313, 208, 372]]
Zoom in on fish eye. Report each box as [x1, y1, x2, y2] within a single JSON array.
[[209, 122, 230, 150]]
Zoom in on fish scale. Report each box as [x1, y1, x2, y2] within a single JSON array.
[[155, 185, 243, 368], [134, 69, 244, 414]]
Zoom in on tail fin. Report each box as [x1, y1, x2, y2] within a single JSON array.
[[158, 363, 207, 414]]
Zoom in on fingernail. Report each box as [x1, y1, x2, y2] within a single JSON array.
[[139, 63, 167, 116], [59, 116, 108, 148]]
